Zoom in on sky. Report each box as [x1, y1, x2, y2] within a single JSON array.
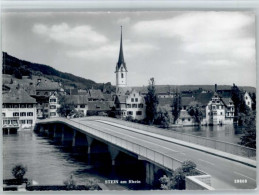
[[2, 11, 256, 87]]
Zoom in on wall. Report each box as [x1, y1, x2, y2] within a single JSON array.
[[186, 175, 214, 190]]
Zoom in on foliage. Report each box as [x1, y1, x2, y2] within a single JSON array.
[[171, 94, 181, 123], [2, 52, 113, 90], [250, 92, 256, 111], [239, 111, 256, 149], [63, 175, 77, 190], [57, 96, 75, 117], [12, 164, 27, 180], [145, 78, 159, 125], [159, 160, 200, 190], [187, 106, 203, 124], [154, 108, 170, 128], [85, 178, 99, 190], [125, 115, 134, 122]]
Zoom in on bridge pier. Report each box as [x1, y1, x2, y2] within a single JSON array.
[[62, 126, 74, 146], [145, 161, 155, 186]]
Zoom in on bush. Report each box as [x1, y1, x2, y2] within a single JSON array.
[[63, 175, 77, 190], [12, 164, 27, 180], [85, 178, 99, 190]]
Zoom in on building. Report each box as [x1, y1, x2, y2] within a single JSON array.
[[243, 91, 252, 109], [63, 95, 89, 116], [115, 26, 128, 92], [88, 101, 114, 116], [88, 89, 105, 101], [115, 88, 146, 120], [2, 88, 37, 130], [114, 27, 146, 120], [48, 93, 60, 118]]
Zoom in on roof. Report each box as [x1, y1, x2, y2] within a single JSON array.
[[116, 87, 132, 96], [158, 98, 174, 107], [2, 88, 37, 104], [36, 81, 60, 91], [132, 86, 175, 95], [221, 97, 233, 106], [103, 93, 114, 101], [64, 95, 88, 105], [88, 89, 104, 100], [88, 101, 115, 111], [115, 26, 127, 72], [116, 95, 127, 104], [193, 92, 214, 106], [181, 97, 195, 106]]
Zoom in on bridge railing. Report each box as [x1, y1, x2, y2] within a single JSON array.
[[85, 116, 256, 159], [38, 118, 184, 172]]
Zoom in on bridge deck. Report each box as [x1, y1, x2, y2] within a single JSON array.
[[37, 117, 256, 190]]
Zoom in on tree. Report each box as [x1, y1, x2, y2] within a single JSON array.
[[145, 78, 159, 125], [57, 96, 76, 117], [159, 160, 200, 190], [239, 111, 256, 149], [171, 94, 181, 123], [187, 106, 203, 124], [250, 92, 256, 111], [12, 164, 27, 180], [154, 108, 170, 128]]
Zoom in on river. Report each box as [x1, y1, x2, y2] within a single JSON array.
[[3, 125, 242, 189]]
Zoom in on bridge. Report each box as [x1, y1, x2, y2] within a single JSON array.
[[35, 116, 256, 190]]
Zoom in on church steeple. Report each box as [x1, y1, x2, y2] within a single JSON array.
[[116, 26, 127, 72], [115, 26, 127, 90]]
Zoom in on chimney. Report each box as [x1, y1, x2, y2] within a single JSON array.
[[215, 84, 218, 92]]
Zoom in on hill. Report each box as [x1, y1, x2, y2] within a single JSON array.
[[2, 52, 114, 91]]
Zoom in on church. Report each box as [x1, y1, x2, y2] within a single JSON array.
[[114, 27, 146, 120]]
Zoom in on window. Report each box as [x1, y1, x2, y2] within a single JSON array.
[[135, 98, 138, 102], [50, 105, 56, 109], [50, 112, 56, 116], [2, 113, 6, 117], [132, 104, 137, 108], [220, 112, 223, 115], [248, 102, 250, 105], [212, 106, 216, 110], [13, 104, 19, 108], [188, 118, 191, 121], [136, 111, 142, 115], [131, 98, 134, 102], [44, 92, 49, 96], [13, 112, 19, 117], [20, 120, 26, 124], [127, 111, 133, 115], [50, 98, 56, 102], [138, 104, 144, 108], [27, 104, 33, 108], [246, 96, 248, 100], [74, 105, 78, 108], [182, 118, 185, 121], [20, 112, 26, 116], [216, 101, 220, 103], [20, 104, 26, 108], [3, 120, 10, 125], [217, 105, 219, 109], [44, 109, 48, 113], [121, 73, 124, 78], [127, 104, 131, 108], [36, 92, 40, 95], [80, 105, 86, 108], [27, 112, 33, 116], [27, 120, 33, 124]]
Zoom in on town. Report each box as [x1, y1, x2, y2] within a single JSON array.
[[2, 28, 256, 133]]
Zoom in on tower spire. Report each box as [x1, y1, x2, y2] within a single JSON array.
[[118, 25, 125, 65]]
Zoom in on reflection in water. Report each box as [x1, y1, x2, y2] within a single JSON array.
[[171, 124, 242, 144]]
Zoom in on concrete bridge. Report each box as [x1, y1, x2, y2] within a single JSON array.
[[35, 116, 256, 190]]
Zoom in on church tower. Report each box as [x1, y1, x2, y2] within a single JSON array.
[[115, 26, 127, 91]]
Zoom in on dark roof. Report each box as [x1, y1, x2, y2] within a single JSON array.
[[193, 92, 214, 106], [36, 81, 60, 91], [116, 87, 132, 95], [181, 97, 195, 106], [103, 93, 114, 101], [64, 95, 88, 105], [158, 98, 173, 107], [221, 98, 233, 106], [88, 89, 104, 100], [116, 95, 127, 104], [116, 26, 127, 72], [88, 101, 114, 111], [3, 88, 37, 104]]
